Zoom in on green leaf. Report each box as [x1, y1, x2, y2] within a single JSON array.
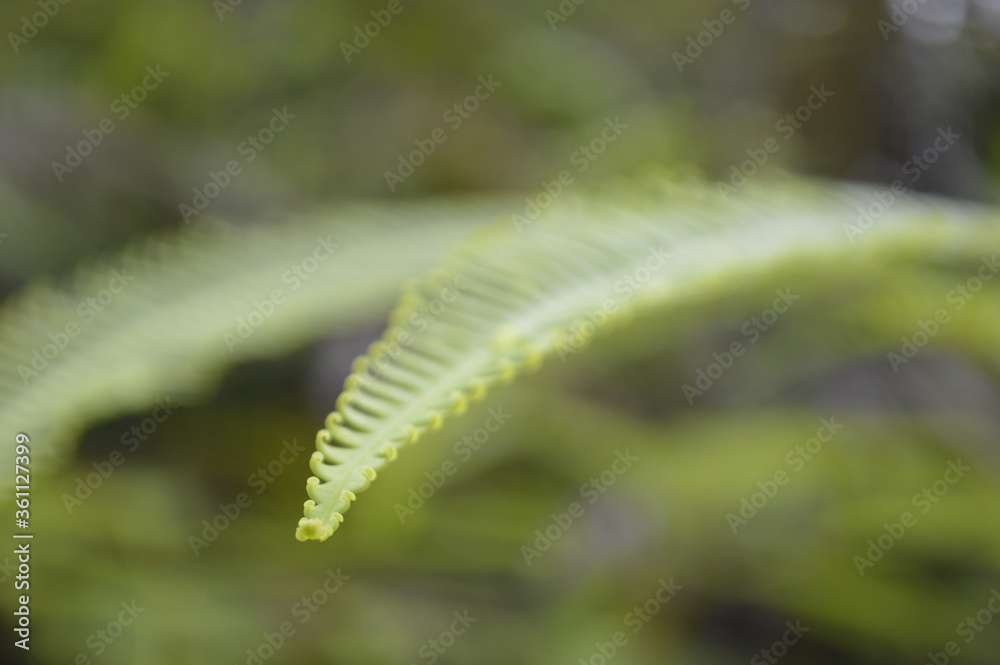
[[296, 174, 999, 541], [0, 198, 508, 483]]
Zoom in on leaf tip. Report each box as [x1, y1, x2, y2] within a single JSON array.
[[295, 515, 341, 542]]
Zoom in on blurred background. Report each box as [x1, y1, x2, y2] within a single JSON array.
[[3, 0, 1000, 663]]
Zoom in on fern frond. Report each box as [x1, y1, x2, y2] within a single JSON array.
[[0, 199, 507, 483], [297, 174, 999, 541]]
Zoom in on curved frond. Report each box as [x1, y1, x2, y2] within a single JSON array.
[[0, 199, 508, 482], [297, 175, 999, 541]]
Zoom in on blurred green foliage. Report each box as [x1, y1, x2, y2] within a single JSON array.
[[2, 1, 1000, 664], [3, 0, 998, 277]]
